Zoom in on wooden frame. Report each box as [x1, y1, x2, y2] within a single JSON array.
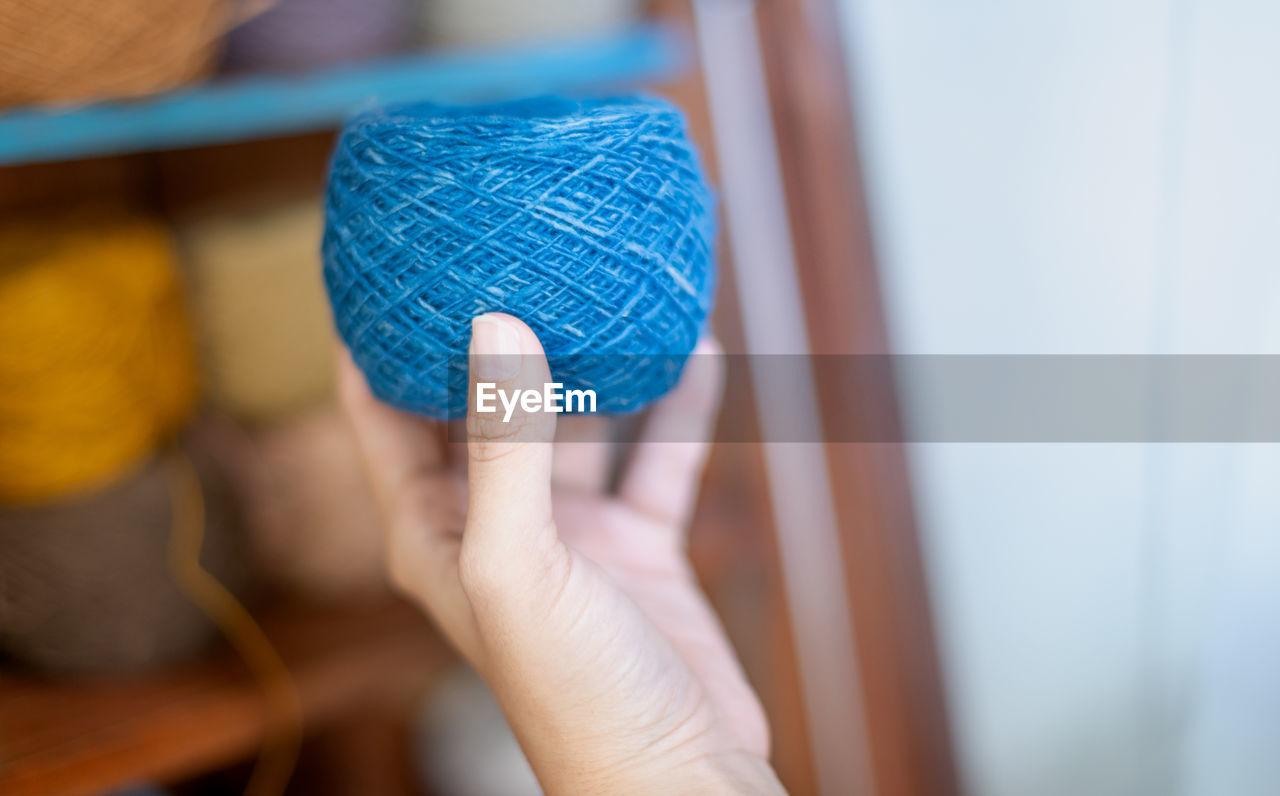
[[751, 2, 959, 794], [652, 0, 961, 793]]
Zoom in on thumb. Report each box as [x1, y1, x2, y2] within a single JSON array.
[[463, 313, 559, 573]]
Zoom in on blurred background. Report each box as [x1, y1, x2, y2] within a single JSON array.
[[1, 1, 1277, 795]]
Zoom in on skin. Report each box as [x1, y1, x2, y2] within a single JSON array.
[[339, 312, 785, 794]]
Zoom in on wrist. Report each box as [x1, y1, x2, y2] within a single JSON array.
[[529, 743, 784, 795], [480, 656, 783, 794], [672, 750, 787, 795]]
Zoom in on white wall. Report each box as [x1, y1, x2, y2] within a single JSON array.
[[835, 1, 1280, 794]]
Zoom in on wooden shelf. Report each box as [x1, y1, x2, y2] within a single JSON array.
[[0, 26, 683, 166], [0, 598, 453, 796]]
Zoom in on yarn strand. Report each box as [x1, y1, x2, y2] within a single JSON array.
[[165, 450, 302, 796]]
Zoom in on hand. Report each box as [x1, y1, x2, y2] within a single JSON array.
[[340, 312, 783, 794]]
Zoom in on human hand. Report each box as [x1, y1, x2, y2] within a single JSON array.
[[340, 312, 783, 794]]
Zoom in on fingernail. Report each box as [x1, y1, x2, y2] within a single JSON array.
[[471, 315, 523, 381]]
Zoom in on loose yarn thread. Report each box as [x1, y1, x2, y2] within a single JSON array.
[[165, 448, 301, 795], [0, 209, 198, 504], [323, 95, 717, 419]]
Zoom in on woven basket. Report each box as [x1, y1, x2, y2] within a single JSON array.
[[0, 0, 231, 107], [0, 448, 248, 676]]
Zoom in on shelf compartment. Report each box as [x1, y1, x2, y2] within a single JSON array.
[[0, 27, 683, 166]]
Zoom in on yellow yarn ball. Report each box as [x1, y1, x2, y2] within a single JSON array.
[[0, 209, 198, 504], [177, 198, 335, 423]]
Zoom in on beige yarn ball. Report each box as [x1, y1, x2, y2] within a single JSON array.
[[210, 404, 387, 600], [418, 0, 640, 48], [178, 198, 337, 423]]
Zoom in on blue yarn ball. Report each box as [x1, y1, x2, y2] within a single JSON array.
[[322, 95, 717, 419]]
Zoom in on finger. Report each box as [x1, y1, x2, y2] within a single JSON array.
[[337, 347, 445, 509], [552, 414, 612, 492], [618, 338, 725, 530], [339, 349, 484, 654], [443, 419, 468, 473], [463, 313, 558, 566], [381, 475, 484, 658]]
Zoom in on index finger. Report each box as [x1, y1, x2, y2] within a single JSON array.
[[337, 347, 446, 510], [617, 338, 725, 531]]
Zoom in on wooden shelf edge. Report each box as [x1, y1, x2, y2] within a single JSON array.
[[0, 598, 454, 796], [0, 26, 685, 166]]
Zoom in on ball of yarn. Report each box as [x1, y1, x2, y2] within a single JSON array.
[[177, 198, 335, 423], [417, 0, 638, 48], [0, 0, 228, 107], [206, 405, 386, 599], [323, 95, 717, 419], [0, 209, 198, 504], [223, 0, 407, 74], [0, 447, 247, 675]]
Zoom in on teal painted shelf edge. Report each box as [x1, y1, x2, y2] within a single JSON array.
[[0, 26, 684, 166]]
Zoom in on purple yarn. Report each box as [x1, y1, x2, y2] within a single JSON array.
[[223, 0, 408, 73]]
